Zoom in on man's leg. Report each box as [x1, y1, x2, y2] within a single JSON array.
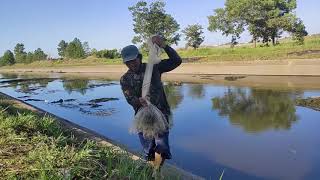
[[154, 131, 171, 169], [138, 132, 156, 161]]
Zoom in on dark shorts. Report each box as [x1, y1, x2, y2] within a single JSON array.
[[138, 131, 172, 161]]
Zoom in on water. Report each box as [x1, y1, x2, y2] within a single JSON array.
[[1, 73, 320, 180]]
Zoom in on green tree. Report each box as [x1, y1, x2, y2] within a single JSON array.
[[91, 48, 98, 56], [65, 38, 85, 59], [0, 50, 15, 66], [82, 41, 90, 57], [57, 40, 68, 58], [95, 49, 120, 59], [14, 43, 27, 63], [291, 19, 308, 44], [33, 48, 47, 61], [182, 24, 205, 49], [208, 0, 307, 46], [26, 52, 34, 63], [208, 8, 244, 47], [129, 1, 180, 48]]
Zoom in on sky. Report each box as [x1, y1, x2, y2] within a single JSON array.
[[0, 0, 319, 58]]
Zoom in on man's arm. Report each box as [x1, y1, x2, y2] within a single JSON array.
[[157, 45, 182, 73], [120, 76, 142, 112]]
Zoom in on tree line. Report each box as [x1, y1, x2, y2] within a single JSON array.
[[57, 38, 120, 60], [130, 0, 307, 49], [1, 0, 309, 66], [0, 44, 47, 66]]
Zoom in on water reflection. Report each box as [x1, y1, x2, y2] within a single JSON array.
[[188, 84, 205, 99], [212, 88, 298, 133], [63, 79, 89, 95], [164, 82, 184, 110], [0, 73, 18, 79], [1, 78, 55, 94]]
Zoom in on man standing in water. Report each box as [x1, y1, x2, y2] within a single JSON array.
[[120, 35, 182, 172]]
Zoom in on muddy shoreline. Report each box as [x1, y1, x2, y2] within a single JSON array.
[[2, 71, 320, 90]]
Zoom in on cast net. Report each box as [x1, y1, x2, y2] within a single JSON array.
[[130, 36, 169, 139]]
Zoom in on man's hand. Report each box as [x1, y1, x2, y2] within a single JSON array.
[[152, 35, 166, 48], [139, 97, 148, 107]]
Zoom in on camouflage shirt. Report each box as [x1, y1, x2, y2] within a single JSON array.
[[120, 45, 182, 116]]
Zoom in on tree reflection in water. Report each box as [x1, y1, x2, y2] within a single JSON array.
[[212, 88, 298, 133], [188, 84, 205, 99], [163, 82, 184, 110], [63, 79, 90, 95]]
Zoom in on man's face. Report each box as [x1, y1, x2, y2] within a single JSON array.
[[125, 58, 141, 73]]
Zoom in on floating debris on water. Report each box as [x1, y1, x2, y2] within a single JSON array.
[[51, 99, 63, 103], [64, 99, 76, 102], [17, 96, 31, 99], [88, 83, 118, 89], [88, 97, 119, 104], [79, 103, 103, 108], [25, 98, 43, 102], [79, 107, 116, 116]]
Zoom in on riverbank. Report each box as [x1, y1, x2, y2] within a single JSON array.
[[2, 59, 320, 90], [0, 93, 202, 179], [1, 58, 320, 76]]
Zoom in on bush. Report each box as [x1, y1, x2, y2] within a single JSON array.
[[95, 49, 120, 59]]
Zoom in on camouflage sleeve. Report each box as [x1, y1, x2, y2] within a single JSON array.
[[157, 45, 182, 73], [120, 76, 142, 112]]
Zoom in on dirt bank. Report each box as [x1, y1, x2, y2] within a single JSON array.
[[1, 59, 320, 76]]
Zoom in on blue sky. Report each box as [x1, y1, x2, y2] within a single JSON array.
[[0, 0, 319, 58]]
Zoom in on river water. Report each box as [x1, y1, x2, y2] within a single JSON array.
[[1, 73, 320, 180]]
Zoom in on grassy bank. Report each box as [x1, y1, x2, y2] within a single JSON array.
[[177, 34, 320, 61], [1, 34, 319, 69], [0, 94, 152, 179]]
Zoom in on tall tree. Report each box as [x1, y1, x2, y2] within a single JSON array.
[[57, 40, 68, 58], [208, 8, 244, 47], [25, 52, 34, 63], [65, 38, 85, 59], [182, 24, 205, 49], [291, 19, 308, 44], [14, 43, 27, 63], [33, 48, 47, 61], [1, 50, 15, 66], [208, 0, 307, 46], [129, 1, 180, 48], [82, 41, 90, 57]]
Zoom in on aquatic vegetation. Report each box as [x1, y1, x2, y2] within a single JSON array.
[[88, 97, 119, 103], [296, 97, 320, 111]]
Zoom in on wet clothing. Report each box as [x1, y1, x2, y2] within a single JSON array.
[[139, 130, 171, 160], [120, 45, 181, 160]]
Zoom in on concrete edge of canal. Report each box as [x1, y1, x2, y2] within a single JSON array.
[[0, 91, 205, 180]]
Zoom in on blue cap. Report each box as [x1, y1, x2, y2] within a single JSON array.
[[121, 45, 140, 63]]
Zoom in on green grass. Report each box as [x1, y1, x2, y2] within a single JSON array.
[[1, 34, 319, 69], [177, 34, 320, 62], [3, 56, 123, 69], [145, 34, 320, 62], [0, 94, 153, 179]]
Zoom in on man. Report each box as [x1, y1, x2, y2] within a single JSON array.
[[120, 35, 182, 171]]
